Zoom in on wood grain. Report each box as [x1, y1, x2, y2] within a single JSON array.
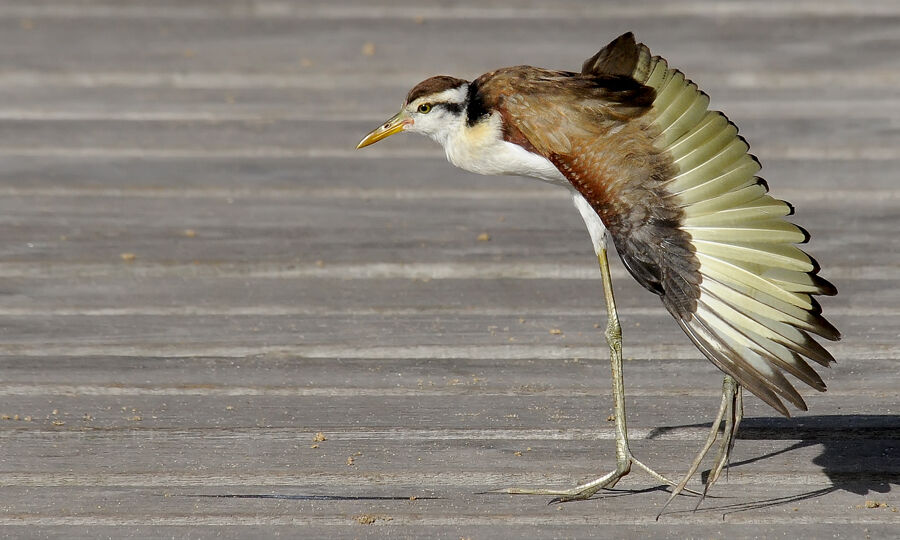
[[0, 1, 896, 537]]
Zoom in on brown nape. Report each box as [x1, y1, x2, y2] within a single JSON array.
[[405, 76, 469, 104]]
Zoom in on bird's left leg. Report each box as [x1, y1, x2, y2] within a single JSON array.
[[657, 375, 743, 517]]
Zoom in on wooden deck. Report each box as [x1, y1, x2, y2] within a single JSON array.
[[0, 1, 897, 537]]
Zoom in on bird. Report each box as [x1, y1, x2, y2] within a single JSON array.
[[356, 32, 839, 513]]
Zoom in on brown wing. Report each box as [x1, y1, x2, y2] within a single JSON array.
[[474, 63, 700, 321], [477, 33, 840, 416]]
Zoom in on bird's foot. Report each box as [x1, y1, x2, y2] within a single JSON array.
[[657, 376, 743, 518], [488, 452, 695, 503]]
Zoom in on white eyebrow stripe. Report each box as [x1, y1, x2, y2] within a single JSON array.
[[410, 85, 469, 107]]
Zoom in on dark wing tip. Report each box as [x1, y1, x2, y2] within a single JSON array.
[[783, 199, 796, 216], [796, 223, 812, 244], [814, 274, 839, 297], [582, 32, 641, 77], [681, 317, 794, 417]]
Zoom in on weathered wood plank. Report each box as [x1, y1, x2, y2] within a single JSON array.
[[5, 524, 899, 540], [0, 275, 889, 313], [0, 117, 895, 160], [1, 155, 896, 193], [2, 11, 900, 83], [0, 0, 896, 536], [0, 86, 898, 122], [0, 355, 893, 394], [3, 0, 899, 21], [6, 524, 897, 540], [0, 314, 891, 365], [0, 195, 890, 269], [0, 432, 894, 491], [0, 484, 894, 528]]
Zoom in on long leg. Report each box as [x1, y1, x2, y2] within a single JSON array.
[[491, 248, 686, 500], [657, 375, 742, 517]]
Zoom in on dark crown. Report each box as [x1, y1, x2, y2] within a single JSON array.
[[405, 76, 468, 104]]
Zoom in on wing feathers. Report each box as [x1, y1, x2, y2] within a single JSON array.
[[670, 142, 758, 201], [701, 278, 838, 339], [658, 91, 710, 145], [665, 112, 728, 159], [581, 31, 642, 77], [493, 32, 838, 416], [670, 158, 759, 202], [695, 252, 814, 309], [691, 240, 815, 272], [652, 71, 688, 113], [695, 301, 809, 410], [765, 268, 838, 296], [681, 182, 770, 216], [683, 196, 793, 224], [678, 315, 790, 415], [684, 220, 808, 244], [622, 33, 838, 414]]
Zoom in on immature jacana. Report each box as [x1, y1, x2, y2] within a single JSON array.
[[357, 32, 839, 513]]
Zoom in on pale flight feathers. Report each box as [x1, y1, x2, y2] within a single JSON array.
[[619, 32, 839, 414]]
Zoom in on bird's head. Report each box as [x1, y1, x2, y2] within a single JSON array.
[[357, 75, 469, 149]]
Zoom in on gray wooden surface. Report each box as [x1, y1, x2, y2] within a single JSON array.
[[0, 1, 897, 537]]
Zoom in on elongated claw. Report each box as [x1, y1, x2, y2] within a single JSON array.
[[657, 376, 743, 519], [489, 452, 703, 504]]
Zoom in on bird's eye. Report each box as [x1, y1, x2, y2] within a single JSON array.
[[417, 103, 432, 114]]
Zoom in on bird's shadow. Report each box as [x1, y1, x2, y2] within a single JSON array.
[[646, 413, 899, 516]]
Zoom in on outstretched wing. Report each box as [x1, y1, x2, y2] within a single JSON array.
[[480, 33, 839, 416]]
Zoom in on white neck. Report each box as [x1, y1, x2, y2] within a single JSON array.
[[420, 89, 607, 251], [440, 113, 569, 186], [441, 115, 605, 250]]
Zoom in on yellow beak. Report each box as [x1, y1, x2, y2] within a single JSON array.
[[356, 110, 412, 149]]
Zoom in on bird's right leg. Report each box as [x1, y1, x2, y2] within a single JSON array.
[[490, 248, 687, 502], [541, 247, 686, 501]]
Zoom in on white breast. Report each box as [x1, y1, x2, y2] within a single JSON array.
[[443, 113, 569, 186], [440, 111, 607, 252]]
